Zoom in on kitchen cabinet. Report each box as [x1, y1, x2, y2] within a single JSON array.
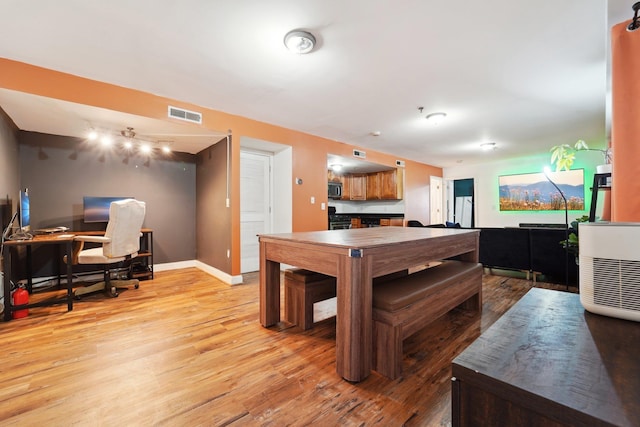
[[380, 218, 404, 227], [379, 169, 403, 200], [340, 174, 351, 200], [350, 174, 367, 200], [366, 169, 403, 200], [327, 168, 402, 201], [366, 173, 381, 200]]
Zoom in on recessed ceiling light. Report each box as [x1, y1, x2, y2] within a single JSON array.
[[481, 142, 497, 151], [425, 112, 447, 125], [371, 131, 381, 136], [284, 30, 316, 54]]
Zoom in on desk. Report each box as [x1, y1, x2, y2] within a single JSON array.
[[452, 288, 640, 426], [3, 234, 74, 321], [259, 227, 479, 382]]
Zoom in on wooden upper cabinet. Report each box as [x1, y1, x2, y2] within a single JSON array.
[[366, 173, 381, 200], [350, 174, 367, 200], [340, 174, 351, 200], [379, 168, 404, 200], [328, 168, 403, 201]]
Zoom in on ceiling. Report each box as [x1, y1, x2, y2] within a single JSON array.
[[0, 1, 634, 166]]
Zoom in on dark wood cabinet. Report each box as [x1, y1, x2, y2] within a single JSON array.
[[452, 288, 640, 427]]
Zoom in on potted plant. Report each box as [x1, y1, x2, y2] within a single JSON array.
[[550, 140, 612, 172], [560, 215, 589, 263]]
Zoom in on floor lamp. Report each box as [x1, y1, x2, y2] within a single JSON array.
[[543, 167, 569, 289]]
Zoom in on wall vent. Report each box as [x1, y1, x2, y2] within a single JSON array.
[[396, 160, 405, 167], [168, 106, 203, 124], [353, 149, 366, 159]]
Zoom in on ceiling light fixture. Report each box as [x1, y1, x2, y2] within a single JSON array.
[[425, 112, 447, 125], [284, 30, 316, 54], [330, 163, 343, 172], [481, 142, 497, 151]]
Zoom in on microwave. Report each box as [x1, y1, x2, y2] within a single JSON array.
[[328, 182, 342, 199]]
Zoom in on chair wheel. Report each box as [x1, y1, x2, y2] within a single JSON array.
[[134, 284, 139, 289]]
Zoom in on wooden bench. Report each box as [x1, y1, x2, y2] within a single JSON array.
[[284, 269, 410, 330], [372, 260, 483, 379], [284, 269, 337, 330]]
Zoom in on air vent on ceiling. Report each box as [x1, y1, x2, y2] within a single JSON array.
[[396, 160, 405, 167], [168, 106, 203, 124], [353, 149, 366, 159]]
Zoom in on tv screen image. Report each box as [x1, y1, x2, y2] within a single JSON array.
[[19, 189, 30, 232], [498, 169, 584, 211], [83, 197, 133, 223]]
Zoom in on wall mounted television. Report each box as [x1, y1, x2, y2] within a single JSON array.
[[83, 196, 133, 223], [499, 169, 584, 211]]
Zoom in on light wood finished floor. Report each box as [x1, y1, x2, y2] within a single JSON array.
[[0, 268, 574, 426]]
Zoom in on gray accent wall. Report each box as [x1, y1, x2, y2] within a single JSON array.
[[18, 131, 197, 265], [196, 138, 232, 274], [0, 107, 19, 231]]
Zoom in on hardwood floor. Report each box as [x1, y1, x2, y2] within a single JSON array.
[[0, 269, 574, 426]]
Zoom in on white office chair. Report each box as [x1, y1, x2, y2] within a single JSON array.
[[72, 199, 146, 298]]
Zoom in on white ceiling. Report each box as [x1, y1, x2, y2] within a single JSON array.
[[0, 1, 634, 165]]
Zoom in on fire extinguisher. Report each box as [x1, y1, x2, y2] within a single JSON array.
[[12, 285, 29, 319]]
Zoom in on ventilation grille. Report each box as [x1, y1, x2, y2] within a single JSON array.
[[593, 257, 640, 312], [396, 160, 405, 167], [168, 106, 202, 124], [353, 149, 366, 159]]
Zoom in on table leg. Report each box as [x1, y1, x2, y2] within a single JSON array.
[[335, 252, 372, 382], [65, 240, 73, 311], [259, 241, 281, 327], [3, 247, 12, 321]]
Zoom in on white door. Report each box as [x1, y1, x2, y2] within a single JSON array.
[[241, 151, 272, 273], [430, 176, 443, 224]]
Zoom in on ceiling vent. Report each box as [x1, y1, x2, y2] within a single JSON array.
[[353, 149, 366, 159], [396, 160, 405, 167], [168, 106, 203, 124]]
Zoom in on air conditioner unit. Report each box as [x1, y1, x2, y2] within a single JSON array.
[[579, 222, 640, 322]]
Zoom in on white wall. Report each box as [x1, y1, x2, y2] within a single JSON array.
[[443, 151, 603, 228]]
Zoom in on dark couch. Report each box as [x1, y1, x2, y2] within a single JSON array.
[[478, 226, 578, 286]]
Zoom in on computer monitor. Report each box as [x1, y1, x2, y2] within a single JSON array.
[[83, 196, 133, 223], [19, 188, 30, 232]]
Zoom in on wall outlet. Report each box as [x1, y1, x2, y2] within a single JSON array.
[[310, 196, 315, 204], [227, 249, 230, 258], [321, 202, 326, 210]]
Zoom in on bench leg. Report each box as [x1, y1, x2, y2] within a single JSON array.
[[284, 283, 315, 330], [373, 320, 403, 380]]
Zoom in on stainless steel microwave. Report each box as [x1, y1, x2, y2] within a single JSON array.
[[328, 182, 342, 199]]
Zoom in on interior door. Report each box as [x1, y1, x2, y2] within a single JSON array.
[[241, 151, 272, 273], [430, 176, 443, 224]]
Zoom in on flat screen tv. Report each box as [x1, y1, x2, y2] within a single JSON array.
[[19, 188, 30, 232], [83, 196, 133, 223]]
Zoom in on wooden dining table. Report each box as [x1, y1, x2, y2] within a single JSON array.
[[259, 226, 480, 382]]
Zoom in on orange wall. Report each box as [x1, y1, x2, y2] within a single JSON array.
[[611, 20, 640, 221], [0, 58, 442, 275]]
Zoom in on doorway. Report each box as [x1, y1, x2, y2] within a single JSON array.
[[447, 178, 475, 228]]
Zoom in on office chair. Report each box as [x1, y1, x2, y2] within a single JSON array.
[[72, 199, 146, 298]]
